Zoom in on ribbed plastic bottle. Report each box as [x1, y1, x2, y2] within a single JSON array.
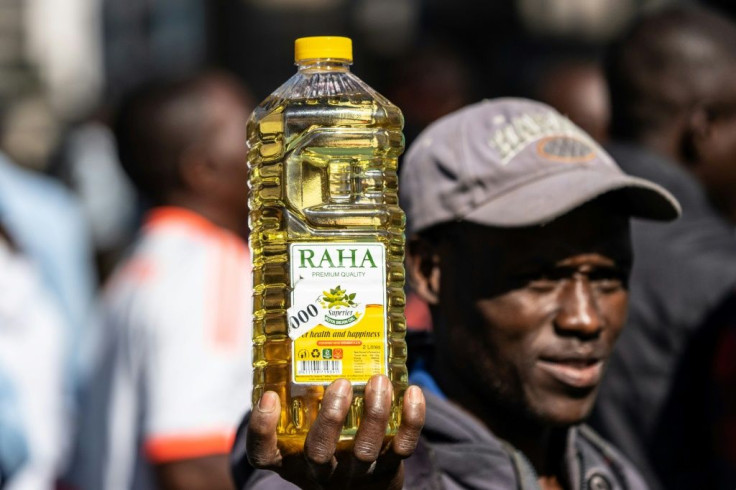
[[248, 36, 407, 452]]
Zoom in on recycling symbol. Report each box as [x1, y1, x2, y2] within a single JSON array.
[[311, 349, 320, 359]]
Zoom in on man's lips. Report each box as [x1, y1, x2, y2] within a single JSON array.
[[536, 357, 604, 389]]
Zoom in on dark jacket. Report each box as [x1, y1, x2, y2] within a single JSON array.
[[231, 390, 648, 489]]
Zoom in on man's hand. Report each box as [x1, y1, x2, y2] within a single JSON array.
[[246, 375, 425, 489]]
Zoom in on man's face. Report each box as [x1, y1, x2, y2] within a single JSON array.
[[428, 202, 631, 427], [204, 80, 253, 231], [540, 63, 610, 144], [694, 69, 736, 219]]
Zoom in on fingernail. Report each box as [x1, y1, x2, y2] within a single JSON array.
[[333, 378, 351, 397], [406, 385, 423, 405], [370, 374, 389, 394], [257, 392, 277, 413]]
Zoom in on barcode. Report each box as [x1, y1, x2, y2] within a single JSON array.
[[297, 360, 343, 375]]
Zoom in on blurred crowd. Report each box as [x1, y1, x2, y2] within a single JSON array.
[[1, 0, 736, 489]]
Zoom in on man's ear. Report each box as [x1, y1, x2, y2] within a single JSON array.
[[406, 235, 441, 305], [683, 105, 711, 166], [179, 145, 215, 194]]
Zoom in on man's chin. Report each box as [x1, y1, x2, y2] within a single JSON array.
[[530, 391, 599, 427]]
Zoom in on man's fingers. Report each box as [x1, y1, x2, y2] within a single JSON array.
[[392, 385, 426, 458], [248, 382, 423, 488], [304, 378, 352, 480], [363, 385, 425, 485], [246, 391, 283, 469], [353, 375, 393, 464]]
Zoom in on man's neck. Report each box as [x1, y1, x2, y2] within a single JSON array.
[[165, 195, 248, 238], [433, 366, 569, 488], [484, 407, 568, 489], [637, 129, 683, 165]]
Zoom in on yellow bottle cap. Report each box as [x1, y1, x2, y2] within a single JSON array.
[[294, 36, 353, 62]]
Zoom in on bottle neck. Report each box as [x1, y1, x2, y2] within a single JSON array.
[[296, 59, 351, 73]]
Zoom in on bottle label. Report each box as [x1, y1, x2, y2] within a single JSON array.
[[288, 242, 387, 385]]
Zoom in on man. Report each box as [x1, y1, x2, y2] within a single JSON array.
[[606, 6, 736, 225], [70, 72, 254, 490], [0, 223, 66, 489], [0, 149, 96, 416], [534, 58, 610, 144], [591, 6, 736, 489], [0, 145, 95, 487], [233, 99, 680, 489]]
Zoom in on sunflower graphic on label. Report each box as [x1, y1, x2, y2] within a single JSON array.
[[320, 285, 365, 328]]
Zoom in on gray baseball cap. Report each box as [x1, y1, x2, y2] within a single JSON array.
[[400, 98, 680, 234]]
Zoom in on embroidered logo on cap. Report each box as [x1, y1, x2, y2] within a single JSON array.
[[536, 136, 596, 163], [488, 111, 593, 165]]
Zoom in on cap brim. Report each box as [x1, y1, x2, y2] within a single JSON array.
[[463, 168, 681, 227]]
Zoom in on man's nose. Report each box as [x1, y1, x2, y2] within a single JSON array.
[[554, 277, 603, 338]]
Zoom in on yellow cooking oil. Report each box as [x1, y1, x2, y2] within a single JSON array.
[[248, 36, 407, 452]]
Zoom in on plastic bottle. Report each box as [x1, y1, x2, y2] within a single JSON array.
[[248, 36, 407, 452]]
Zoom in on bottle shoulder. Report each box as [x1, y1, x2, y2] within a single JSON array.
[[250, 70, 402, 131]]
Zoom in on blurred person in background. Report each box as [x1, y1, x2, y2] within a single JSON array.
[[50, 108, 138, 282], [389, 44, 476, 349], [534, 58, 610, 144], [0, 115, 96, 486], [387, 44, 477, 149], [0, 127, 97, 381], [0, 147, 96, 380], [0, 223, 66, 489], [590, 5, 736, 489], [69, 71, 254, 490]]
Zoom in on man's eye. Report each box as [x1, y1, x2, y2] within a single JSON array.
[[593, 278, 624, 293], [590, 270, 626, 293], [520, 268, 565, 292], [527, 277, 558, 292]]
